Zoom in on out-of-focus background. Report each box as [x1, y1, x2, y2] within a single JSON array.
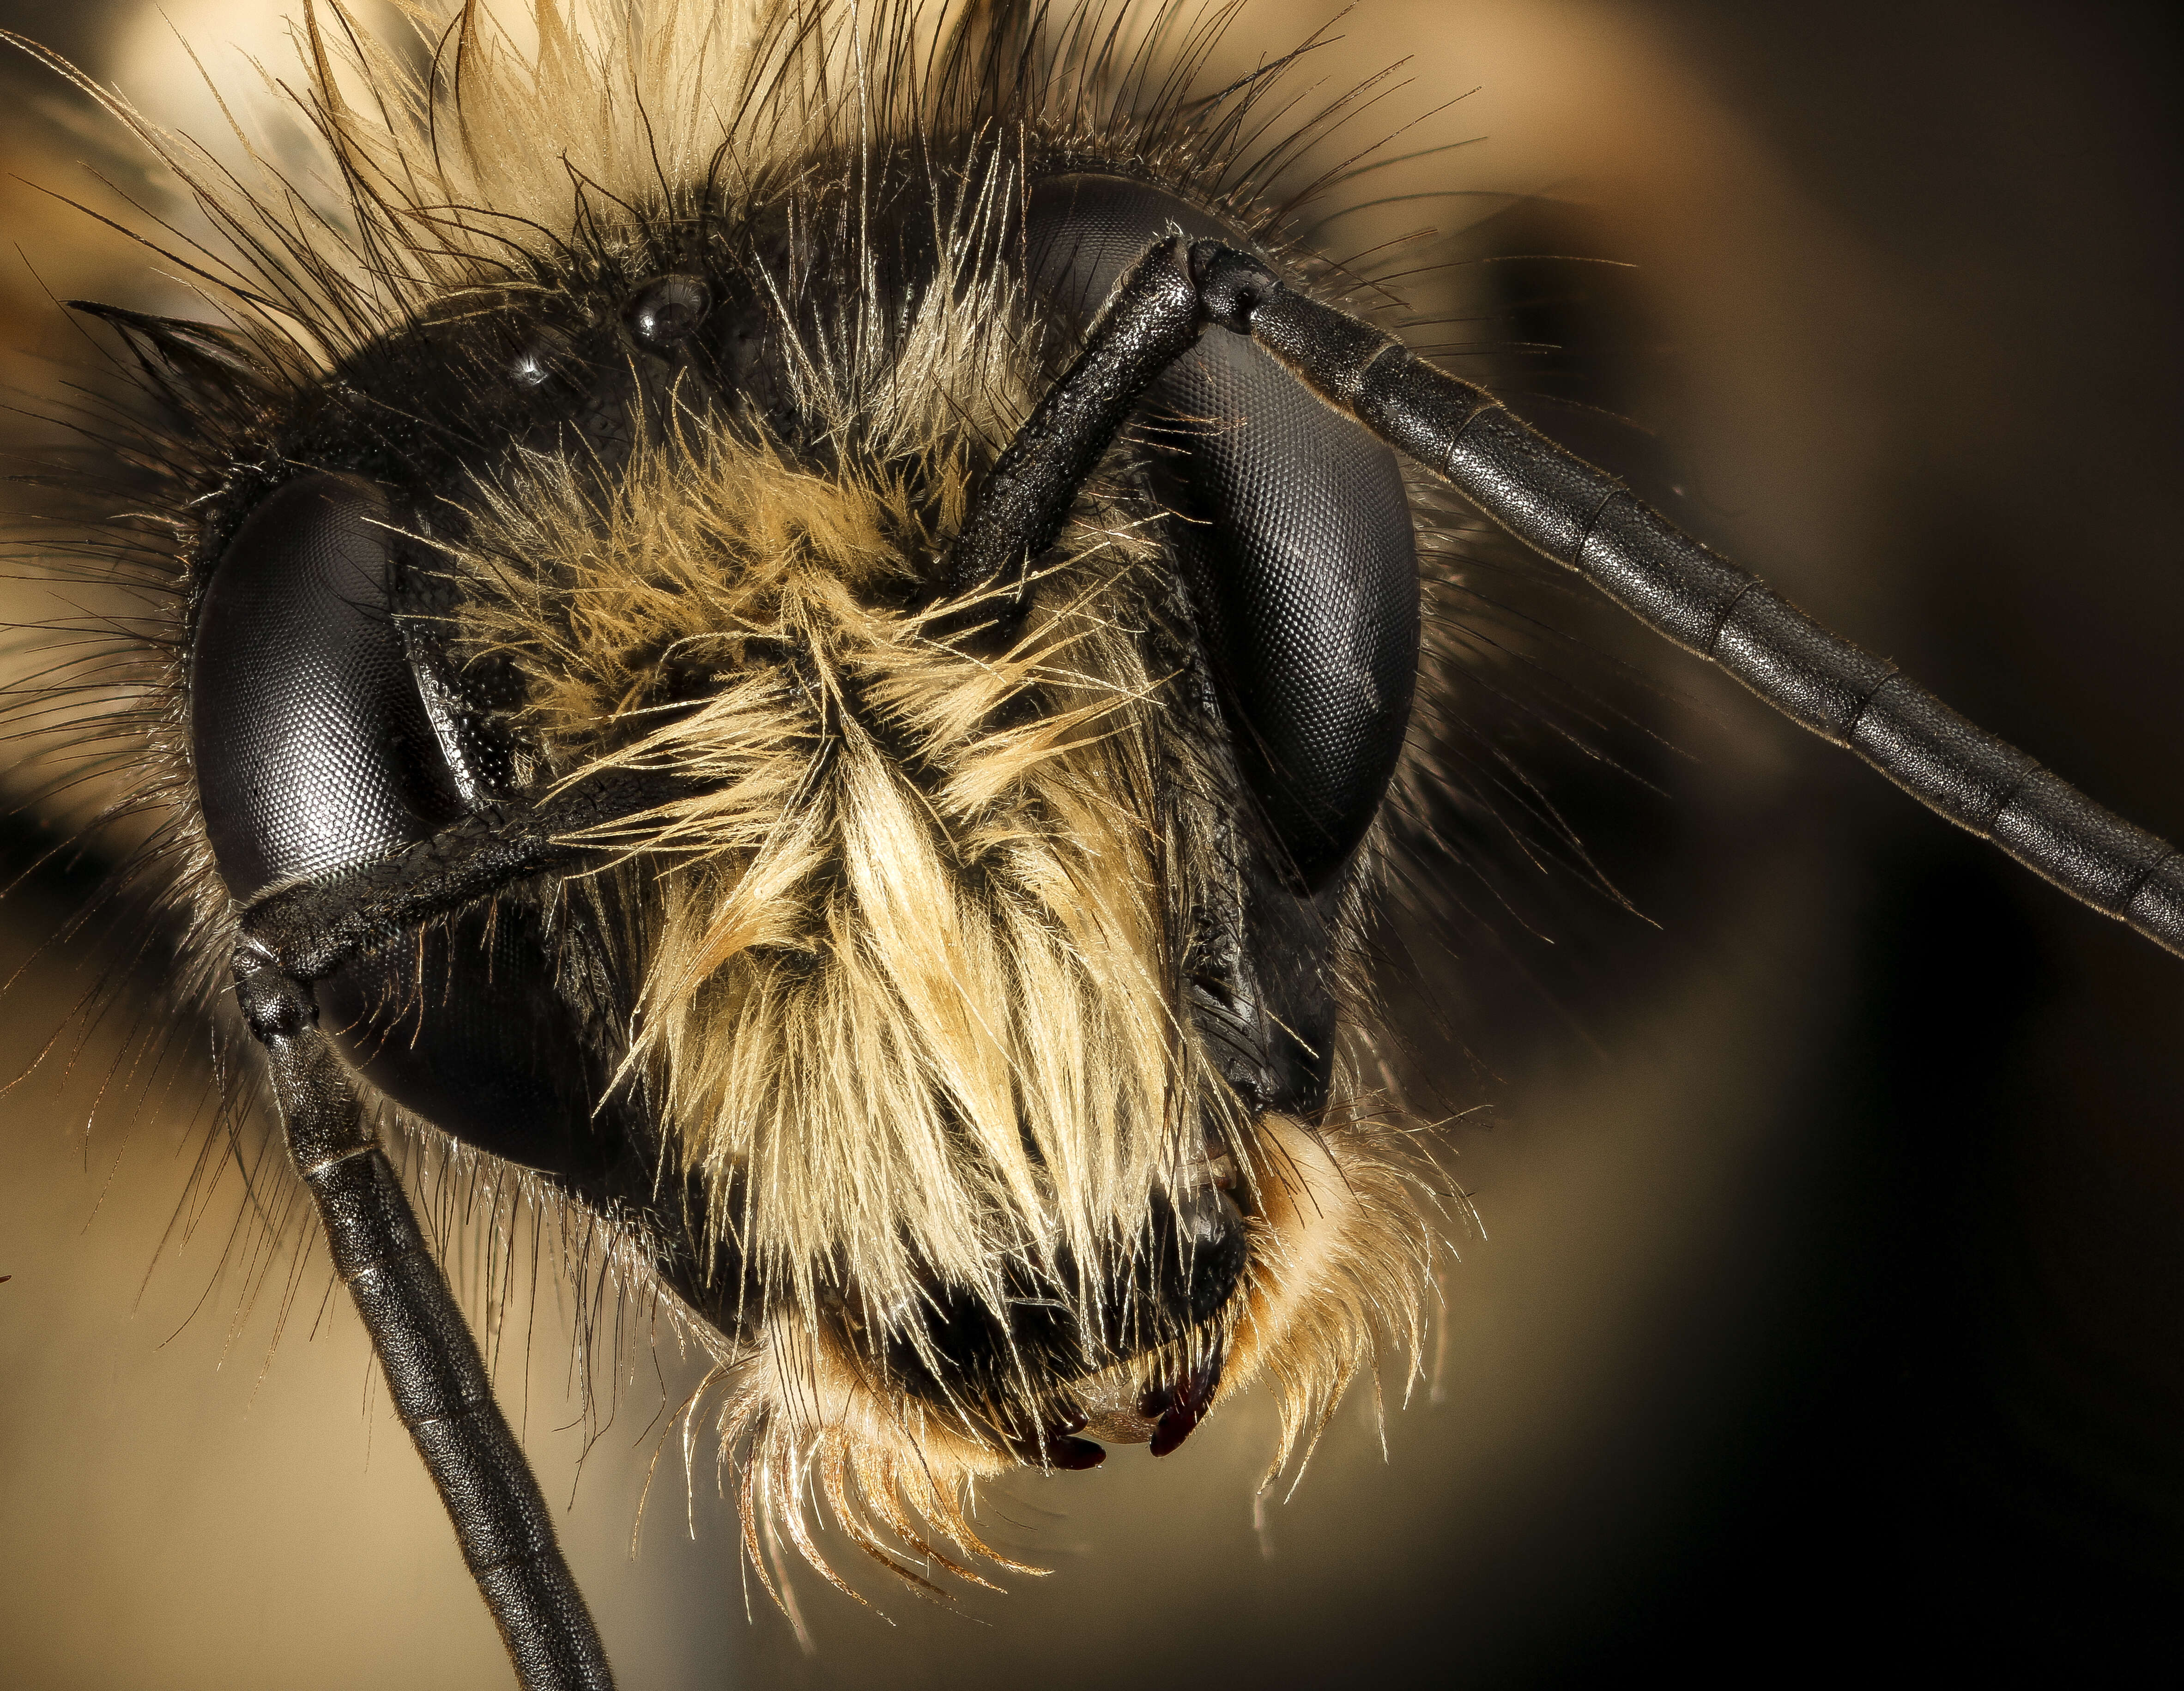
[[1, 2, 2178, 1685]]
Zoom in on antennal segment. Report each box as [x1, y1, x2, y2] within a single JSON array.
[[222, 774, 686, 1690], [1180, 244, 2184, 956], [232, 948, 617, 1691]]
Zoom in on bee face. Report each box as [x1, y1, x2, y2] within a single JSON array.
[[164, 30, 1437, 1580], [9, 1, 2177, 1684]]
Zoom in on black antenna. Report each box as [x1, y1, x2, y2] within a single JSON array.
[[228, 773, 682, 1691], [956, 237, 2183, 957]]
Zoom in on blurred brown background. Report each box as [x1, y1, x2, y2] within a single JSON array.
[[1, 2, 2178, 1686]]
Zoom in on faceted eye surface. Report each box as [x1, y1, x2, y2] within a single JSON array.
[[1025, 174, 1421, 886], [189, 472, 612, 1178], [190, 472, 466, 898]]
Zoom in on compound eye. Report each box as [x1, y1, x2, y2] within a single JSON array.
[[1024, 176, 1421, 888], [190, 473, 466, 899], [189, 472, 618, 1181]]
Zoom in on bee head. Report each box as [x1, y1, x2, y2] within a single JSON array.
[[147, 1, 1436, 1594]]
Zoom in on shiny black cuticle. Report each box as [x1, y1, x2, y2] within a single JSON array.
[[622, 272, 714, 350]]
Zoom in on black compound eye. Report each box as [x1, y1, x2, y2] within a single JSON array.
[[1023, 175, 1421, 889], [190, 472, 465, 897], [189, 471, 616, 1181], [622, 272, 713, 350]]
